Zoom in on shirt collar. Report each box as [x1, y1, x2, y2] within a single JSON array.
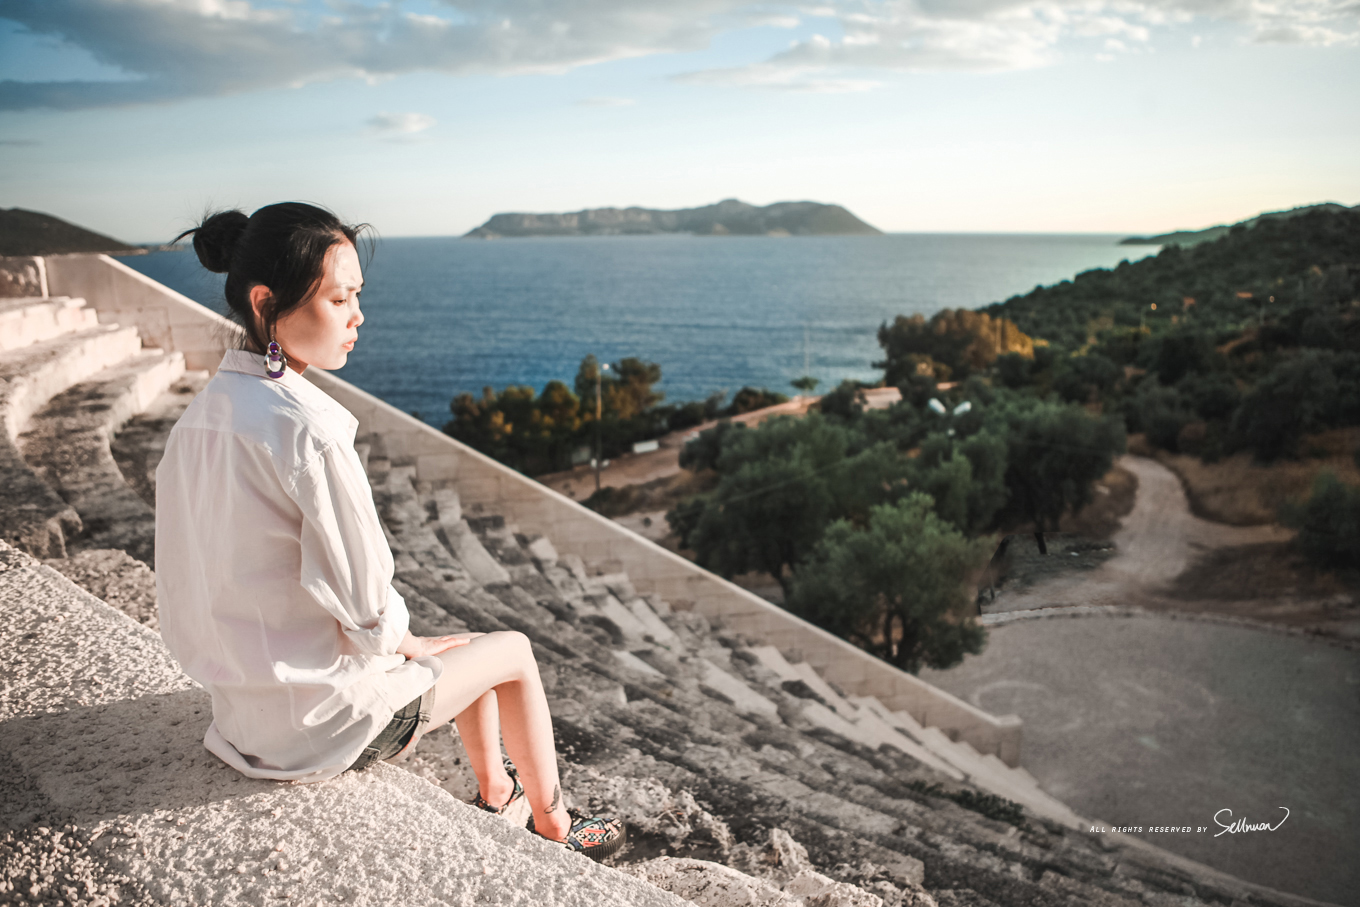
[[219, 347, 295, 382], [218, 349, 359, 439]]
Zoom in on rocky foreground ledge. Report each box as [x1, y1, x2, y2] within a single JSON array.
[[0, 540, 931, 907]]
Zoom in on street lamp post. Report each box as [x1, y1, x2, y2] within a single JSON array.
[[594, 361, 611, 493]]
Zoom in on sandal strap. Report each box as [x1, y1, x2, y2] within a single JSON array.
[[471, 760, 524, 815]]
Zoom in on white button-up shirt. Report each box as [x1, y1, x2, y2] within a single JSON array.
[[156, 349, 441, 782]]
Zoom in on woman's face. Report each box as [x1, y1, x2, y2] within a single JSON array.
[[273, 241, 364, 373]]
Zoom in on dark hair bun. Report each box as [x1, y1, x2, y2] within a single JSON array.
[[189, 210, 249, 273]]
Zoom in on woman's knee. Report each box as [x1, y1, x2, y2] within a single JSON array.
[[488, 630, 534, 663]]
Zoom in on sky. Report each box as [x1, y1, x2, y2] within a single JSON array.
[[0, 0, 1357, 242]]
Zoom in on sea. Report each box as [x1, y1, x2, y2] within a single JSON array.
[[123, 233, 1156, 428]]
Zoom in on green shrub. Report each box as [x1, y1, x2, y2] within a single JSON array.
[[1293, 472, 1360, 570]]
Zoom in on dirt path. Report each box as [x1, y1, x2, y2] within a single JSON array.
[[988, 455, 1293, 612]]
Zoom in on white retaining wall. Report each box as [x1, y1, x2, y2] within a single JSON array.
[[43, 252, 1023, 766]]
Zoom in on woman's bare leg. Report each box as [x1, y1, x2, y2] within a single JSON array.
[[453, 690, 516, 807], [426, 631, 570, 841]]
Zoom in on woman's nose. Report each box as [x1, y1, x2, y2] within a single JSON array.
[[351, 305, 364, 328]]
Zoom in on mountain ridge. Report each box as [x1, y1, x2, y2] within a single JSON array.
[[1120, 201, 1357, 247], [464, 198, 882, 238], [0, 207, 140, 257]]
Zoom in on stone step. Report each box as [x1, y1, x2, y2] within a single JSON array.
[[787, 660, 857, 718], [107, 370, 209, 512], [915, 726, 1083, 828], [0, 323, 142, 441], [0, 324, 143, 557], [747, 644, 804, 684], [696, 658, 780, 717], [18, 349, 185, 566], [853, 697, 925, 744], [622, 596, 680, 646], [0, 296, 98, 352], [842, 701, 966, 781]]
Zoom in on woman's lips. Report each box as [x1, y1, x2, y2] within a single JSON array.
[[343, 340, 356, 350]]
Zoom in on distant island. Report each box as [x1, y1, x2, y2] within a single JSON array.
[[0, 208, 140, 257], [464, 198, 882, 239], [1119, 201, 1356, 247]]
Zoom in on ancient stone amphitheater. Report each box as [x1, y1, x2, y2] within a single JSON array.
[[0, 254, 1335, 907]]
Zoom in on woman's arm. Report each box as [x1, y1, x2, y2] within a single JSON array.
[[288, 442, 416, 657]]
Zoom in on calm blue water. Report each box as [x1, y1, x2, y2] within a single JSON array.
[[124, 234, 1153, 427]]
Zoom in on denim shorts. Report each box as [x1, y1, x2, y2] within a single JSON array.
[[347, 685, 437, 772]]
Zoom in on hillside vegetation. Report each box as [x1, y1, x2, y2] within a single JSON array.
[[984, 207, 1360, 464], [0, 208, 139, 256], [1120, 201, 1355, 247], [670, 206, 1360, 666]]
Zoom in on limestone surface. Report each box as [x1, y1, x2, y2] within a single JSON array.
[[0, 540, 690, 907]]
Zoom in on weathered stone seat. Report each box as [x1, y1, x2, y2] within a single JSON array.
[[0, 540, 686, 907], [0, 321, 143, 557], [0, 296, 98, 352], [19, 349, 186, 565]]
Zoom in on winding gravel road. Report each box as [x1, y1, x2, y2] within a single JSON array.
[[987, 455, 1293, 613], [924, 454, 1358, 906]]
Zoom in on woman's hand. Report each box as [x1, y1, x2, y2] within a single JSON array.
[[396, 630, 485, 659]]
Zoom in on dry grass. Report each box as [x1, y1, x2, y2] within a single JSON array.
[[1058, 464, 1138, 538], [1147, 428, 1360, 526], [581, 469, 717, 517]]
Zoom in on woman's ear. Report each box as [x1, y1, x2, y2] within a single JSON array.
[[248, 284, 273, 339]]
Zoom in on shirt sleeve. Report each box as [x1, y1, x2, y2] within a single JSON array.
[[287, 441, 408, 657]]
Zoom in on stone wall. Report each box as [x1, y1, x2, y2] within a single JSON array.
[[41, 252, 1023, 765]]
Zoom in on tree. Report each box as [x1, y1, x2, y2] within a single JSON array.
[[444, 380, 586, 475], [791, 376, 820, 393], [991, 400, 1126, 553], [876, 309, 1035, 385], [787, 494, 990, 673], [816, 380, 867, 421], [1053, 352, 1120, 404], [1231, 350, 1357, 462], [1290, 472, 1360, 570], [574, 355, 664, 422], [1129, 384, 1191, 452], [672, 414, 912, 597], [727, 386, 789, 415], [909, 429, 1010, 536], [678, 420, 745, 472]]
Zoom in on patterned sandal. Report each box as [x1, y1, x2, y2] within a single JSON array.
[[529, 808, 627, 862], [470, 759, 525, 815]]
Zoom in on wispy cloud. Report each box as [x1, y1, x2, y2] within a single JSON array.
[[676, 0, 1357, 89], [0, 0, 1353, 110], [0, 138, 40, 146], [674, 63, 880, 93], [366, 111, 436, 139]]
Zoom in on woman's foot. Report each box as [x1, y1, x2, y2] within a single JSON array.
[[529, 809, 626, 862], [471, 760, 524, 815]]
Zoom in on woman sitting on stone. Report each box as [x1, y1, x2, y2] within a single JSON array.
[[155, 202, 623, 861]]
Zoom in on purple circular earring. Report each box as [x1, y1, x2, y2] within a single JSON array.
[[265, 340, 287, 379]]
